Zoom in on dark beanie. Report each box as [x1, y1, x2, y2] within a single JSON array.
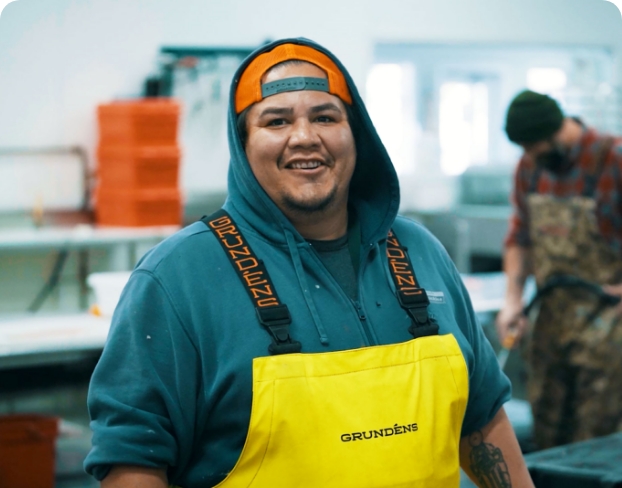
[[505, 90, 564, 144]]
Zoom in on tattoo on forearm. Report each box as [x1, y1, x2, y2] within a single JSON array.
[[468, 430, 512, 488]]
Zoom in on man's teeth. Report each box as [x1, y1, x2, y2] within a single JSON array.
[[290, 161, 322, 169]]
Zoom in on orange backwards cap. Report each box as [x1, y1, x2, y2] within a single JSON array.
[[235, 43, 352, 114]]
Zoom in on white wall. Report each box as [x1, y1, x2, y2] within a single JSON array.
[[1, 0, 621, 148], [0, 0, 620, 312], [0, 0, 621, 208]]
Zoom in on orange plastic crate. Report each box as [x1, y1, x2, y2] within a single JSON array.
[[95, 187, 182, 227], [0, 415, 59, 488], [98, 99, 180, 146], [97, 145, 180, 189]]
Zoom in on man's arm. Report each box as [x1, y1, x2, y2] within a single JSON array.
[[496, 245, 531, 346], [100, 466, 168, 488], [460, 407, 533, 488]]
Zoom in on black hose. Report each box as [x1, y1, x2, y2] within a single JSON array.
[[523, 274, 621, 317]]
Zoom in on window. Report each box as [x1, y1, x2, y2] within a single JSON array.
[[371, 43, 613, 185], [526, 67, 567, 96], [438, 81, 489, 175], [366, 63, 417, 174]]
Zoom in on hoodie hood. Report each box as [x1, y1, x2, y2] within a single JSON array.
[[225, 38, 400, 246]]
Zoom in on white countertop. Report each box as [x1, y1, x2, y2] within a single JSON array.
[[461, 272, 507, 314], [0, 225, 180, 251], [0, 272, 533, 369], [461, 272, 536, 315], [0, 313, 111, 369]]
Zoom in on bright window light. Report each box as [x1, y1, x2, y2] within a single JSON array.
[[366, 63, 417, 174], [438, 81, 489, 175], [527, 68, 567, 94]]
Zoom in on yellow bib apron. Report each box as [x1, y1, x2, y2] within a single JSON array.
[[214, 334, 468, 488], [198, 211, 469, 487]]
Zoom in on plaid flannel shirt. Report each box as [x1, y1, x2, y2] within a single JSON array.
[[505, 127, 622, 256]]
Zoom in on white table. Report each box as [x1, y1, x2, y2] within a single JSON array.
[[0, 314, 111, 369], [0, 225, 179, 268], [0, 272, 537, 370], [0, 225, 179, 250], [461, 272, 536, 314]]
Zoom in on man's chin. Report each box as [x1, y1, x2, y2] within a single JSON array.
[[281, 192, 336, 214]]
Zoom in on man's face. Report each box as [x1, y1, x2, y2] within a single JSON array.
[[521, 136, 569, 174], [521, 140, 554, 161], [244, 62, 356, 217]]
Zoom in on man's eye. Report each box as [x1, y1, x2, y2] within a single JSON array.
[[315, 115, 335, 123], [267, 118, 287, 126]]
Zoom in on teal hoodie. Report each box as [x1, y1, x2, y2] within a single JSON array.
[[85, 38, 510, 487]]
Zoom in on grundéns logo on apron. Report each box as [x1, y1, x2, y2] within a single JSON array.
[[340, 422, 419, 442]]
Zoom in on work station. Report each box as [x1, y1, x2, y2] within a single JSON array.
[[1, 0, 622, 486]]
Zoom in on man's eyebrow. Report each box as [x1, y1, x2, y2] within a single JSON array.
[[310, 103, 342, 114], [258, 107, 294, 117]]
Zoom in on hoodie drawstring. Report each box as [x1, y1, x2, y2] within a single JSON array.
[[284, 229, 330, 346]]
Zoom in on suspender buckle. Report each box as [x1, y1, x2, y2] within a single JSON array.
[[256, 305, 302, 355], [397, 288, 430, 323], [407, 322, 439, 339], [397, 289, 439, 338]]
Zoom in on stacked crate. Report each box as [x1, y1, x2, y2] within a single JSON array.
[[95, 99, 182, 227]]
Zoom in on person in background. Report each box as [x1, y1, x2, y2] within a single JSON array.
[[85, 38, 532, 487], [497, 89, 622, 450]]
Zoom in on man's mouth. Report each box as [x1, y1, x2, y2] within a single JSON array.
[[287, 160, 324, 170]]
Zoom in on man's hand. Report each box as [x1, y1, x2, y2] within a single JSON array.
[[495, 300, 529, 349], [460, 407, 534, 488], [497, 245, 532, 349], [602, 283, 622, 316]]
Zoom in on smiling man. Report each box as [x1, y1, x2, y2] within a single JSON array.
[[85, 39, 532, 488]]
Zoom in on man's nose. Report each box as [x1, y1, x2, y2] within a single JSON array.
[[288, 118, 320, 148]]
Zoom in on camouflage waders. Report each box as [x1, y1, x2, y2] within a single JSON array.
[[526, 139, 622, 449]]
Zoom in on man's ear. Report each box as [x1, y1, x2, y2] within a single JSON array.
[[236, 106, 251, 147]]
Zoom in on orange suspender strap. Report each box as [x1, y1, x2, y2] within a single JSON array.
[[386, 230, 439, 338], [201, 209, 302, 355], [202, 209, 435, 347]]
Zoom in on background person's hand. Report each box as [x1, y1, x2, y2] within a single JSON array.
[[602, 283, 622, 316], [495, 300, 529, 349]]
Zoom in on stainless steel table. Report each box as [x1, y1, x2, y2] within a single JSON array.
[[0, 313, 110, 370]]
